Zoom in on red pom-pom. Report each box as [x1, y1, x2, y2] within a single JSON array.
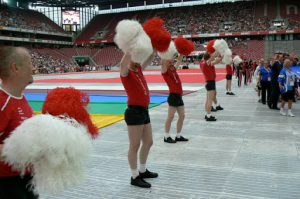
[[143, 17, 164, 29], [143, 17, 171, 52], [206, 39, 216, 54], [174, 37, 195, 56], [42, 87, 99, 139]]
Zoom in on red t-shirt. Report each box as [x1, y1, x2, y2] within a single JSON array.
[[121, 66, 150, 107], [200, 60, 216, 81], [0, 88, 33, 177], [162, 66, 183, 95], [226, 64, 233, 75]]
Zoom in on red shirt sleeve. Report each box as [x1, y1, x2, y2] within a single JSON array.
[[0, 95, 11, 142]]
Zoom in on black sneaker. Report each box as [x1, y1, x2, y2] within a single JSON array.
[[139, 169, 158, 178], [131, 176, 151, 188], [175, 136, 189, 142], [226, 92, 230, 95], [229, 92, 235, 95], [205, 115, 217, 121], [164, 137, 176, 143], [211, 106, 217, 112], [216, 105, 224, 110]]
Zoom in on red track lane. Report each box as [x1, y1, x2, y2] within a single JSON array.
[[34, 74, 226, 84]]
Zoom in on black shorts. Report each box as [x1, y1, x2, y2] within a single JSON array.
[[205, 80, 216, 91], [167, 93, 184, 107], [125, 105, 150, 125], [226, 74, 232, 80], [0, 175, 39, 199], [281, 90, 295, 101]]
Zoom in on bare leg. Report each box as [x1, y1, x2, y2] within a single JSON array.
[[127, 125, 144, 171], [288, 100, 293, 109], [206, 90, 215, 114], [226, 80, 229, 91], [139, 123, 153, 165], [228, 80, 232, 92], [281, 100, 285, 109], [176, 106, 185, 134], [165, 106, 177, 135]]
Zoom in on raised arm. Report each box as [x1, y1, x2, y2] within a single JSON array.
[[174, 54, 184, 69], [120, 53, 131, 77], [141, 52, 156, 70], [209, 53, 223, 66]]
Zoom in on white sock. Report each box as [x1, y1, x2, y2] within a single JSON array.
[[131, 169, 139, 179], [164, 133, 170, 139], [139, 164, 146, 173], [176, 132, 181, 138], [206, 113, 211, 117]]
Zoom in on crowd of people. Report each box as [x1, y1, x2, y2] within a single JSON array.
[[155, 1, 299, 35], [30, 51, 115, 74], [233, 52, 300, 116], [0, 5, 62, 33], [30, 52, 76, 74]]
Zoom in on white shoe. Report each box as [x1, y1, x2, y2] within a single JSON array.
[[287, 110, 295, 117], [280, 109, 286, 116]]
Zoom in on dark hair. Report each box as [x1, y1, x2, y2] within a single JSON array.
[[203, 52, 211, 60]]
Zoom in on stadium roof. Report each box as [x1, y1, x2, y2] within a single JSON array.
[[28, 0, 181, 7], [27, 0, 248, 8]]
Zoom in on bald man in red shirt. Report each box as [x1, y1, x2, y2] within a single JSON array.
[[0, 47, 38, 199]]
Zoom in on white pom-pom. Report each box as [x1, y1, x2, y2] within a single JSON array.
[[114, 19, 153, 64], [157, 41, 177, 60], [222, 49, 232, 64], [2, 114, 92, 194], [213, 39, 229, 55], [114, 20, 142, 52], [131, 31, 153, 64], [233, 55, 243, 66]]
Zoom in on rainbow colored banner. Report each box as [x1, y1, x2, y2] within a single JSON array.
[[26, 92, 167, 129]]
